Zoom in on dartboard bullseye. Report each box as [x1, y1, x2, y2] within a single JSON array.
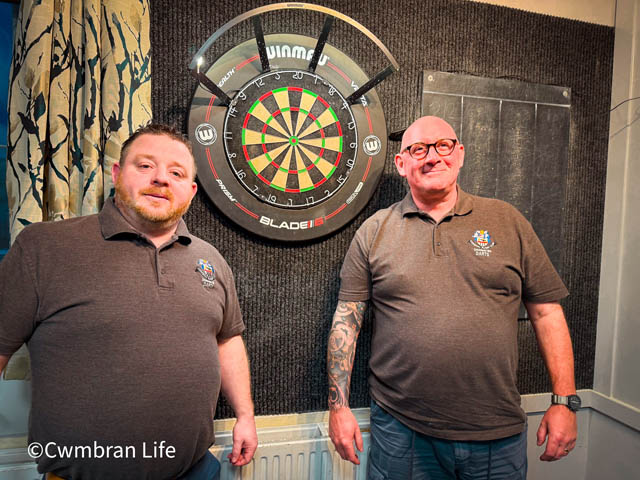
[[224, 70, 357, 209], [187, 5, 397, 241]]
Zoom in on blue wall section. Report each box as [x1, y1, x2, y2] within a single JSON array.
[[0, 2, 17, 254], [0, 2, 15, 144]]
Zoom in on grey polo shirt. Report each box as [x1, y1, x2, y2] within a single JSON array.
[[339, 188, 568, 441], [0, 199, 244, 479]]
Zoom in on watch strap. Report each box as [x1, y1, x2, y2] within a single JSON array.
[[551, 394, 569, 406], [551, 393, 581, 412]]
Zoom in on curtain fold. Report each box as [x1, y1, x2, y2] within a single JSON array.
[[4, 0, 152, 380]]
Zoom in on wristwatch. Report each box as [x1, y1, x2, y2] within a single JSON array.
[[551, 393, 582, 412]]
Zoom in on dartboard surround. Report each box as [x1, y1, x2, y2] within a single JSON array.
[[188, 33, 389, 241]]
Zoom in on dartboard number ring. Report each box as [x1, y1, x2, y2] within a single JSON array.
[[224, 69, 357, 209]]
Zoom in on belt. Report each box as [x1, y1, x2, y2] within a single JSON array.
[[46, 473, 65, 480]]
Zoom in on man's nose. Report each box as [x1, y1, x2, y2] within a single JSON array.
[[152, 167, 170, 185], [424, 147, 440, 164]]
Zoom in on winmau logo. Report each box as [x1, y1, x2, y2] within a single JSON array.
[[266, 45, 329, 66]]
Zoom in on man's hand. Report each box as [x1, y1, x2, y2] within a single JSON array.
[[228, 414, 258, 466], [0, 354, 9, 376], [329, 407, 363, 465], [537, 405, 577, 461]]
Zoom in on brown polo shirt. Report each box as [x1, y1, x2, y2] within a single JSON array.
[[339, 188, 568, 441], [0, 199, 244, 479]]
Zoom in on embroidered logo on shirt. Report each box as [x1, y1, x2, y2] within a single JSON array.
[[469, 230, 496, 257], [196, 259, 216, 289]]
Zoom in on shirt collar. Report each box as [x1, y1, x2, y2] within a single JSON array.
[[400, 185, 474, 218], [99, 197, 192, 245], [454, 187, 474, 215]]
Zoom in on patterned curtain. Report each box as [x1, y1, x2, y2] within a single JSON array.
[[4, 0, 152, 380]]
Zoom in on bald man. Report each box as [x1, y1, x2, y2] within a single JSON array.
[[327, 116, 578, 479]]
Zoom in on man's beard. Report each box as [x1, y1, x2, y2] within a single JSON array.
[[115, 179, 191, 228]]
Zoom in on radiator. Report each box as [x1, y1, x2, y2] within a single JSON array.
[[212, 409, 371, 480]]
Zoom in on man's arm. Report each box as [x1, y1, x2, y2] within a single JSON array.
[[327, 300, 366, 465], [218, 335, 257, 467], [525, 300, 577, 461]]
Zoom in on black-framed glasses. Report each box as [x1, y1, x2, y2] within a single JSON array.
[[404, 139, 457, 159]]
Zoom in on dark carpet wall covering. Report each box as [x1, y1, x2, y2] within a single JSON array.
[[150, 0, 614, 418]]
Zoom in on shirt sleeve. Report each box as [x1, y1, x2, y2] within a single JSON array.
[[0, 235, 39, 355], [216, 261, 245, 340], [518, 213, 569, 303], [338, 220, 374, 302]]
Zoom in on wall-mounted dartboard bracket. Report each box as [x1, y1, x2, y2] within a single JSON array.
[[187, 2, 398, 241]]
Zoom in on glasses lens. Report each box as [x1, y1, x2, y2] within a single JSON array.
[[435, 139, 455, 155], [408, 143, 427, 159]]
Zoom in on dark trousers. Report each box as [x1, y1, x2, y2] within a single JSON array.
[[43, 450, 221, 480], [368, 400, 527, 480], [179, 450, 221, 480]]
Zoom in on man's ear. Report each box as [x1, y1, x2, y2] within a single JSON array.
[[458, 144, 464, 168], [112, 162, 121, 185], [394, 154, 407, 177]]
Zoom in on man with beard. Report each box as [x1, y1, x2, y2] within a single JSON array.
[[0, 124, 257, 479], [327, 116, 578, 479]]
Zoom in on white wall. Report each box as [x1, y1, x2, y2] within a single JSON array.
[[469, 0, 616, 26], [0, 379, 29, 438], [586, 410, 640, 480], [589, 0, 640, 477], [596, 0, 640, 412]]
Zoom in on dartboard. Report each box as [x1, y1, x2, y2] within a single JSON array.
[[225, 70, 358, 208], [187, 4, 397, 241]]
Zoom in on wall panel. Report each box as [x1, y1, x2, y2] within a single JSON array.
[[150, 0, 614, 416]]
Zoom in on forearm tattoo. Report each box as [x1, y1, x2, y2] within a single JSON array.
[[327, 300, 366, 410]]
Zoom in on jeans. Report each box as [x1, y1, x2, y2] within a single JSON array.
[[43, 450, 221, 480], [179, 450, 221, 480], [368, 401, 527, 480]]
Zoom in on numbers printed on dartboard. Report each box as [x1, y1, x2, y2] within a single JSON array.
[[223, 70, 358, 209]]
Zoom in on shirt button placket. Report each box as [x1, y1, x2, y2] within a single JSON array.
[[155, 249, 171, 288], [434, 225, 442, 256]]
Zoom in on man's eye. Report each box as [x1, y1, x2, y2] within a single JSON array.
[[171, 171, 184, 178], [436, 140, 454, 152]]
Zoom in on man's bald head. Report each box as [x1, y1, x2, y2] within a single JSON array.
[[400, 116, 459, 152]]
